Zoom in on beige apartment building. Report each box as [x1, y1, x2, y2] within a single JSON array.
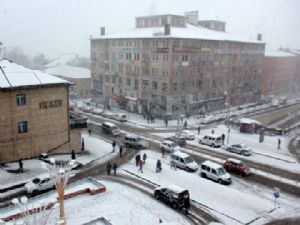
[[91, 11, 265, 117], [0, 59, 72, 163]]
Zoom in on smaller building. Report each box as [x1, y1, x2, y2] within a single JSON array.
[[45, 65, 91, 98], [263, 50, 297, 97]]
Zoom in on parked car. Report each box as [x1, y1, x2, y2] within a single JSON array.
[[160, 140, 181, 152], [101, 111, 115, 119], [223, 158, 251, 176], [124, 134, 150, 149], [170, 151, 198, 172], [226, 143, 252, 156], [165, 136, 187, 146], [200, 160, 232, 185], [102, 122, 121, 136], [199, 134, 222, 148], [69, 159, 83, 170], [113, 113, 127, 122], [91, 108, 103, 115], [25, 174, 55, 195], [81, 106, 93, 113], [180, 130, 195, 140], [154, 185, 190, 214]]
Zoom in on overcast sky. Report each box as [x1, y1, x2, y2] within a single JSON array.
[[0, 0, 299, 58]]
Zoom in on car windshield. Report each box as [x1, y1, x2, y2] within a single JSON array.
[[217, 168, 226, 175], [171, 143, 178, 147], [185, 157, 193, 163], [32, 178, 41, 184]]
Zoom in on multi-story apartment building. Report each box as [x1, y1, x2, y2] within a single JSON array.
[[91, 11, 265, 117]]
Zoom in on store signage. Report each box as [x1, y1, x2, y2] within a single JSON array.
[[39, 100, 62, 109]]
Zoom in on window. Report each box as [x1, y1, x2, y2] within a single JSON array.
[[18, 121, 28, 133], [152, 81, 157, 90], [16, 94, 26, 106]]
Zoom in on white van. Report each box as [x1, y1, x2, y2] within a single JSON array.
[[170, 151, 198, 172], [200, 160, 231, 185], [113, 113, 127, 122], [199, 134, 222, 148], [102, 122, 121, 136]]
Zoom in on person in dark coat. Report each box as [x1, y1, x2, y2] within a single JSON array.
[[198, 126, 201, 135], [161, 147, 165, 158], [88, 129, 92, 136], [19, 159, 23, 173], [112, 141, 116, 153], [143, 153, 147, 164], [119, 145, 123, 158], [112, 162, 118, 176], [106, 162, 112, 175], [71, 149, 76, 160], [278, 138, 281, 149], [221, 134, 225, 144], [183, 121, 188, 130], [156, 159, 162, 172], [135, 154, 141, 166]]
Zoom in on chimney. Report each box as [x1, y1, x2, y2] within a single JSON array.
[[257, 33, 262, 41], [164, 24, 170, 35], [100, 27, 105, 36]]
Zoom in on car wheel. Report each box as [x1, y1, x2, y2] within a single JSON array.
[[32, 190, 38, 196], [211, 144, 215, 148], [240, 151, 245, 155], [155, 192, 160, 200], [218, 179, 223, 184], [201, 173, 206, 178], [171, 202, 178, 209]]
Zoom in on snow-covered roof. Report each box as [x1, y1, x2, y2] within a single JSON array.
[[201, 160, 223, 169], [0, 59, 71, 89], [94, 24, 262, 44], [226, 158, 242, 164], [165, 184, 187, 194], [239, 118, 261, 124], [44, 65, 91, 79], [102, 121, 117, 127], [265, 50, 296, 57], [171, 151, 189, 158]]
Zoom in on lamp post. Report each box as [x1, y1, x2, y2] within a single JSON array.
[[224, 91, 230, 145]]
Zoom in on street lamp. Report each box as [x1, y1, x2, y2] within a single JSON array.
[[224, 91, 231, 145]]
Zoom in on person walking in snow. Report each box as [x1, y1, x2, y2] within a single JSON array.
[[198, 125, 201, 135], [156, 159, 162, 172], [106, 161, 112, 175], [135, 154, 141, 166], [138, 159, 144, 173], [112, 141, 116, 153], [277, 138, 281, 150], [18, 159, 23, 173], [112, 162, 118, 176], [221, 133, 225, 145], [143, 153, 147, 164], [119, 145, 123, 158], [183, 121, 188, 130]]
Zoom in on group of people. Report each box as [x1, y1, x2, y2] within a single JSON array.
[[111, 140, 124, 158], [135, 153, 147, 173], [106, 161, 118, 176]]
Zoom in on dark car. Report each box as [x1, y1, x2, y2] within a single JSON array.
[[154, 185, 190, 214], [124, 134, 150, 149], [165, 136, 187, 146], [223, 158, 251, 176]]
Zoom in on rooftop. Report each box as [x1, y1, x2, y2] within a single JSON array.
[[93, 24, 262, 44], [265, 50, 296, 57], [45, 65, 91, 79], [0, 59, 71, 89]]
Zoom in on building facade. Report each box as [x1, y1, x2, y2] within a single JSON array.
[[0, 60, 72, 163], [91, 12, 265, 117], [263, 50, 297, 96]]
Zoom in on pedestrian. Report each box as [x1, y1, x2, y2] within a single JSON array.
[[112, 162, 118, 176], [135, 154, 141, 166], [183, 121, 188, 130], [156, 159, 162, 172], [198, 125, 201, 135], [180, 115, 184, 123], [138, 159, 144, 173], [143, 153, 147, 164], [112, 141, 116, 153], [81, 138, 85, 152], [170, 160, 176, 170], [277, 138, 281, 150], [18, 159, 23, 173], [147, 115, 150, 124], [106, 162, 112, 175], [211, 129, 215, 134], [161, 147, 165, 158], [221, 133, 225, 145], [88, 129, 92, 136], [71, 149, 76, 160], [119, 145, 123, 158]]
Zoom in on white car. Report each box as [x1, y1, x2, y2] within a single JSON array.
[[180, 130, 195, 140], [25, 174, 55, 195], [160, 140, 181, 152]]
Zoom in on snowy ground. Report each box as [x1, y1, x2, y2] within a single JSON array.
[[1, 130, 300, 224]]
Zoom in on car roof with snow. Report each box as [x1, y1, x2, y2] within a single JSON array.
[[162, 140, 175, 145], [125, 134, 140, 138], [32, 173, 51, 181], [165, 184, 188, 194], [103, 121, 117, 127], [201, 160, 223, 169], [171, 151, 190, 158], [203, 134, 222, 138], [226, 158, 242, 164]]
